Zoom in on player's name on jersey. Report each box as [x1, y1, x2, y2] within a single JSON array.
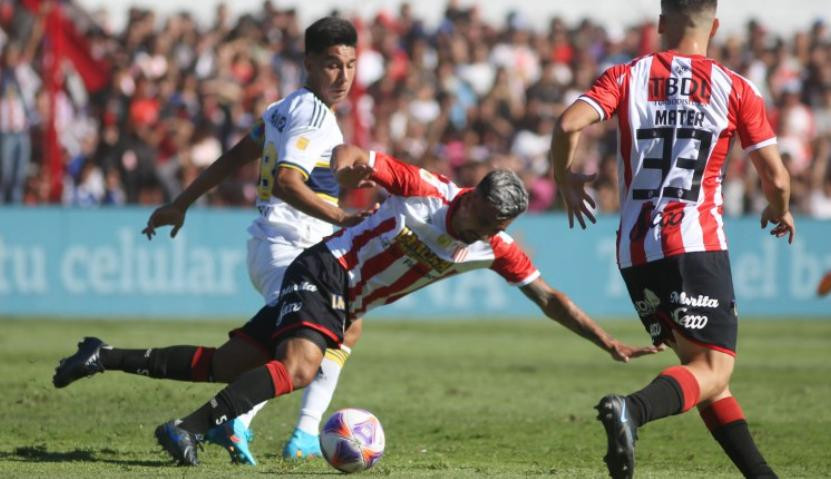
[[653, 109, 705, 128]]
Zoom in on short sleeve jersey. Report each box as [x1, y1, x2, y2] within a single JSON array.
[[578, 51, 776, 268], [324, 152, 540, 316], [247, 88, 344, 246]]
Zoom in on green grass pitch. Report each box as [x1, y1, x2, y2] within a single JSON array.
[[0, 317, 829, 478]]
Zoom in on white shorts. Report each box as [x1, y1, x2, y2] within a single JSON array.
[[246, 237, 305, 306]]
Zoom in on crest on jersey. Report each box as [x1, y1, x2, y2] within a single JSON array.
[[296, 136, 310, 150]]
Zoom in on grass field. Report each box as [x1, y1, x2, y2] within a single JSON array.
[[0, 317, 829, 478]]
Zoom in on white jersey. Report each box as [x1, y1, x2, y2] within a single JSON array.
[[578, 51, 777, 268], [324, 151, 540, 316], [247, 88, 343, 247]]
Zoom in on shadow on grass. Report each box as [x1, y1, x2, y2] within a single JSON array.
[[3, 447, 346, 474], [2, 445, 166, 467]]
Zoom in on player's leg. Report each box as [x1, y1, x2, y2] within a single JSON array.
[[52, 306, 276, 388], [677, 339, 778, 477], [157, 335, 324, 466], [284, 317, 363, 459], [235, 237, 295, 430], [234, 237, 281, 428]]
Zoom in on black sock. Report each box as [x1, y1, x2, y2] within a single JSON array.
[[99, 346, 201, 381], [179, 364, 276, 435], [710, 420, 777, 478], [624, 375, 684, 427]]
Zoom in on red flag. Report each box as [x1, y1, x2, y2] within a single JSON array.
[[25, 0, 110, 92], [43, 2, 64, 202]]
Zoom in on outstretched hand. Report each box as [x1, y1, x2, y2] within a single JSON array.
[[142, 203, 186, 240], [760, 206, 795, 244], [607, 340, 665, 363], [336, 164, 376, 189], [558, 171, 597, 229]]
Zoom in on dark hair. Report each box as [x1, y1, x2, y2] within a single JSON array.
[[305, 17, 357, 55], [661, 0, 717, 14], [475, 169, 529, 220]]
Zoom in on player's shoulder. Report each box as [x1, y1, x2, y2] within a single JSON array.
[[489, 231, 520, 254], [266, 88, 332, 131], [711, 62, 764, 98]]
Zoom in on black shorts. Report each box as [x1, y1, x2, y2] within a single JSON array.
[[229, 243, 350, 355], [621, 251, 738, 355]]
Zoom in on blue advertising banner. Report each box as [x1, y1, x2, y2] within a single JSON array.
[[0, 207, 828, 318]]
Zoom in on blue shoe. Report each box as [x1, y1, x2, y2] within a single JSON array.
[[595, 394, 638, 479], [282, 428, 322, 460], [205, 418, 256, 465], [154, 420, 202, 466]]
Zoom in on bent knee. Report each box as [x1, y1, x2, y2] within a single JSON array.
[[287, 364, 319, 388]]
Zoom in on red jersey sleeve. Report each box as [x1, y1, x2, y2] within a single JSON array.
[[732, 75, 777, 152], [489, 233, 540, 286], [579, 64, 628, 120], [369, 151, 455, 201]]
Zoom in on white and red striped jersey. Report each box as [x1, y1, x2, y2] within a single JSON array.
[[579, 50, 777, 268], [324, 151, 540, 316]]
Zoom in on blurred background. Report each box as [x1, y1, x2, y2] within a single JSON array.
[[0, 0, 829, 318]]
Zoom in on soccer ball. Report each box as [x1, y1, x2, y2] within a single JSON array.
[[320, 408, 385, 473]]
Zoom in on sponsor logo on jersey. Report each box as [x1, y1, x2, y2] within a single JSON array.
[[649, 76, 711, 100], [649, 322, 662, 339], [277, 302, 303, 325], [394, 226, 453, 273], [630, 205, 687, 241], [331, 294, 345, 311], [671, 307, 708, 329], [669, 291, 719, 308], [270, 111, 287, 131], [635, 288, 661, 317], [279, 281, 318, 299]]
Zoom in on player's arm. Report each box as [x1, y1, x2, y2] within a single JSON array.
[[271, 166, 374, 227], [519, 277, 661, 362], [143, 127, 264, 239], [333, 144, 449, 198], [549, 100, 602, 229], [331, 144, 377, 189], [749, 146, 796, 243]]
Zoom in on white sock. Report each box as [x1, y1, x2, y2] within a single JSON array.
[[296, 346, 351, 436], [238, 401, 267, 429]]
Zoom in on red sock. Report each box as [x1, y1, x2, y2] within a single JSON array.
[[699, 397, 777, 477], [699, 396, 745, 430], [265, 360, 294, 396], [190, 346, 216, 382], [660, 365, 700, 412]]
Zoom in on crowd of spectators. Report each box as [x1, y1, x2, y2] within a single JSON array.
[[1, 0, 830, 218]]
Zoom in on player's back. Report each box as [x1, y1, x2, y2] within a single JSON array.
[[579, 50, 776, 268], [248, 88, 344, 247]]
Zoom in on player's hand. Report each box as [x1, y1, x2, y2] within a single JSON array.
[[760, 206, 795, 244], [607, 340, 664, 363], [558, 170, 597, 229], [142, 203, 186, 240], [336, 164, 375, 189], [339, 203, 380, 227]]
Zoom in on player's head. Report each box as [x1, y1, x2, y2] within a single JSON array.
[[304, 16, 358, 106], [659, 0, 719, 48], [454, 170, 529, 244]]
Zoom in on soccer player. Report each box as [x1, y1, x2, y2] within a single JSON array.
[[549, 1, 793, 478], [139, 17, 371, 464], [53, 145, 661, 466]]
